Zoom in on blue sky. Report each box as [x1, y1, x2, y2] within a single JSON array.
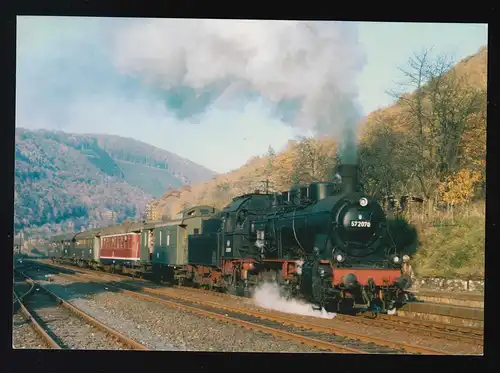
[[15, 17, 487, 173]]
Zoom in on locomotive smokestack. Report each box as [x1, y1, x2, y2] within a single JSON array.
[[337, 164, 358, 194]]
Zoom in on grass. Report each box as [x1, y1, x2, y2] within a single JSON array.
[[409, 202, 485, 280]]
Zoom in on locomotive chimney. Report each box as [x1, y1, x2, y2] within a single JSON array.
[[337, 164, 358, 194]]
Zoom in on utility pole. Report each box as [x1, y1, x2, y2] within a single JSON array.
[[259, 179, 271, 194]]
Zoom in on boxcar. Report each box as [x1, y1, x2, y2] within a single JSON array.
[[151, 205, 218, 282], [99, 221, 145, 269], [49, 234, 64, 260], [73, 228, 102, 267], [50, 232, 77, 263]]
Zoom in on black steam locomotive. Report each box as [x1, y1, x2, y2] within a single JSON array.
[[186, 164, 413, 313]]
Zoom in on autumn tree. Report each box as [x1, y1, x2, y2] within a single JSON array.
[[263, 145, 277, 192], [290, 136, 337, 185], [386, 48, 486, 214], [272, 146, 297, 189], [436, 168, 482, 218]]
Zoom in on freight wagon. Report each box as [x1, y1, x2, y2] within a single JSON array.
[[151, 205, 219, 282], [73, 228, 102, 268], [49, 205, 219, 279]]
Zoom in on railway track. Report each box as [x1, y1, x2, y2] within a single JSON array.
[[352, 312, 483, 345], [169, 284, 483, 346], [13, 270, 148, 350], [31, 260, 482, 351], [51, 268, 447, 355]]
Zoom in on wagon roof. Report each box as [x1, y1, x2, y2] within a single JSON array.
[[127, 221, 146, 232], [99, 221, 146, 236], [98, 223, 130, 236], [142, 220, 162, 229], [51, 232, 77, 241], [176, 204, 219, 216], [74, 228, 102, 239], [151, 218, 183, 228]]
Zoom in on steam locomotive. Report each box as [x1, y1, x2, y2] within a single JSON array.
[[48, 163, 413, 314], [186, 164, 413, 313]]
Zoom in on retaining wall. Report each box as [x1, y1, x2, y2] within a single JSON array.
[[410, 276, 484, 293]]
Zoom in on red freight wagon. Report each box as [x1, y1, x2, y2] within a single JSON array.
[[99, 233, 141, 266]]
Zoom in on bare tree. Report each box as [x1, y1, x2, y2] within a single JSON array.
[[386, 48, 486, 214]]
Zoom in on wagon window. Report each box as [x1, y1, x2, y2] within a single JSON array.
[[160, 230, 163, 245], [166, 233, 170, 246], [193, 228, 200, 236]]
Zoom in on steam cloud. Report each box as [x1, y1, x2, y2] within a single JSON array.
[[252, 282, 336, 319], [113, 19, 366, 163]]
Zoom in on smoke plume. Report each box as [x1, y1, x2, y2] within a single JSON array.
[[113, 19, 366, 163], [252, 282, 336, 319]]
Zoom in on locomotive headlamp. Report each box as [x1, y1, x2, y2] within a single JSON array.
[[335, 253, 345, 262], [359, 197, 368, 207], [392, 255, 401, 264]]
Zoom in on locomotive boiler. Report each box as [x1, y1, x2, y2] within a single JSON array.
[[187, 164, 413, 313]]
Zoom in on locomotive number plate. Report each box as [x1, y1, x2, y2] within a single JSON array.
[[350, 220, 371, 228]]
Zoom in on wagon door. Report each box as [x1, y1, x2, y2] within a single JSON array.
[[93, 236, 100, 262], [132, 233, 141, 261], [140, 231, 150, 262], [178, 226, 188, 264]]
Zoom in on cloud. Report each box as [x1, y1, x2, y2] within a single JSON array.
[[16, 17, 367, 171], [113, 19, 367, 144]]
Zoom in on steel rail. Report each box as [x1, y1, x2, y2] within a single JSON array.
[[13, 289, 61, 349], [16, 270, 148, 350], [349, 312, 483, 345], [37, 260, 478, 352], [59, 271, 445, 355], [57, 272, 366, 353]]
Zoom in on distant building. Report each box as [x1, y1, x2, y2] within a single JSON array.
[[145, 200, 160, 221]]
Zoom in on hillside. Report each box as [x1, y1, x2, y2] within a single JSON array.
[[93, 134, 215, 189], [14, 128, 216, 237]]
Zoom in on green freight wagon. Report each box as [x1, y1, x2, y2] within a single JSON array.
[[50, 232, 77, 263], [151, 205, 218, 282], [73, 228, 102, 267]]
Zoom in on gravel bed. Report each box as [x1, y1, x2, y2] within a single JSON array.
[[22, 286, 128, 350], [12, 312, 49, 349], [35, 274, 320, 352], [32, 263, 483, 354], [146, 285, 484, 355]]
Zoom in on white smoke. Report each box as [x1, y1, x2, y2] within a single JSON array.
[[252, 282, 336, 319], [113, 19, 366, 160]]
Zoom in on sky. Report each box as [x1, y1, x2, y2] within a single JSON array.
[[15, 17, 488, 173]]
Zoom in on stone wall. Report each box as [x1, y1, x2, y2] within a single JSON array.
[[410, 276, 484, 293]]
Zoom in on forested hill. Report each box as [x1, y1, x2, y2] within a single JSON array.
[[14, 128, 216, 237]]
